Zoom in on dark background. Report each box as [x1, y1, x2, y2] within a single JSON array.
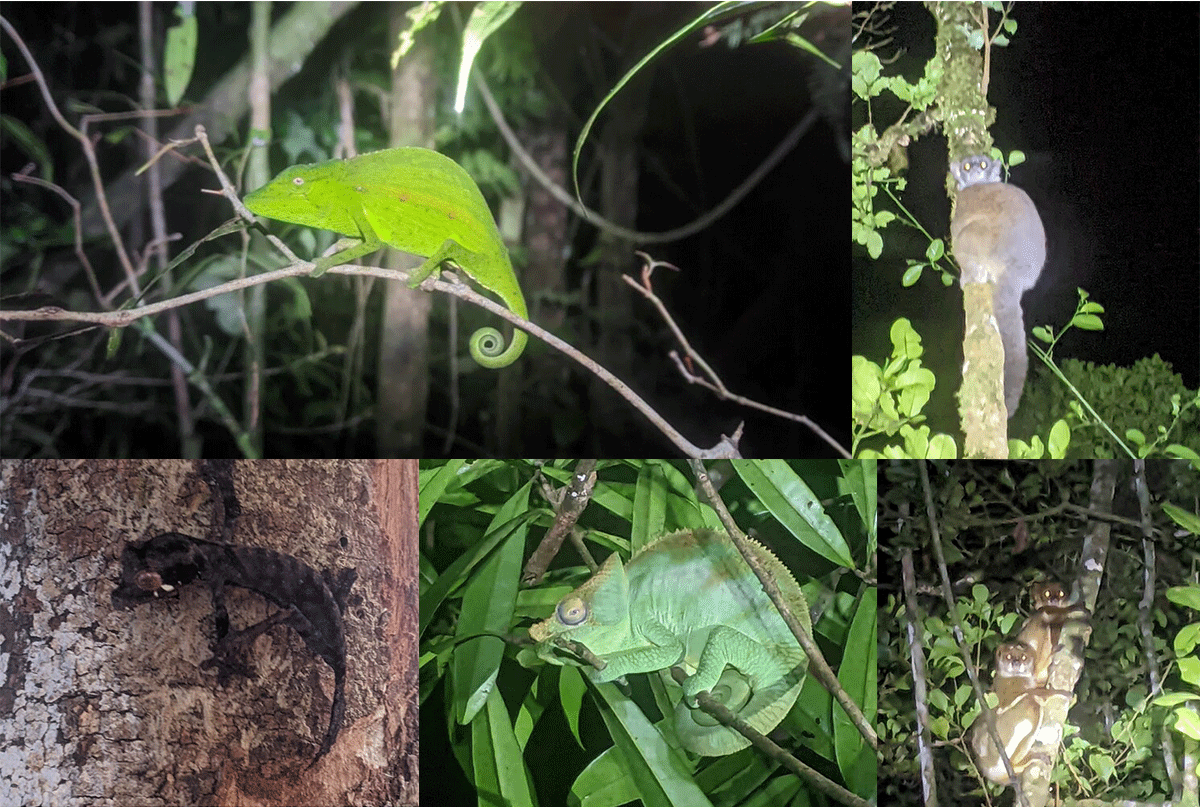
[[0, 2, 850, 457], [853, 3, 1200, 436]]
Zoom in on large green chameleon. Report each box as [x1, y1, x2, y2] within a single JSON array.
[[530, 528, 810, 756], [243, 147, 527, 368]]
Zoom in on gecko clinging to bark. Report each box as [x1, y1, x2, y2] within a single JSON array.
[[111, 531, 356, 768]]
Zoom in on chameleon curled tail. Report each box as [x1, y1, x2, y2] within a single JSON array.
[[468, 288, 529, 369], [674, 647, 808, 756]]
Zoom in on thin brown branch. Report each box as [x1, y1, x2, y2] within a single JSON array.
[[627, 255, 850, 457], [690, 460, 878, 749], [668, 667, 870, 807]]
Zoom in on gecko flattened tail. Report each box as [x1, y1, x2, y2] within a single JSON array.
[[308, 667, 346, 769]]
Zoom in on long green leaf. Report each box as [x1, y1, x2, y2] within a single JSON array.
[[733, 460, 855, 567], [572, 1, 773, 200]]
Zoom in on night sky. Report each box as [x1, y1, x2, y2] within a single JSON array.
[[853, 3, 1200, 436]]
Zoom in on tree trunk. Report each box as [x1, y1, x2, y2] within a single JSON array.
[[377, 12, 437, 457], [0, 459, 417, 806]]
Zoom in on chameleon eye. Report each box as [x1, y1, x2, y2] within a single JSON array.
[[556, 597, 589, 627], [292, 177, 305, 188]]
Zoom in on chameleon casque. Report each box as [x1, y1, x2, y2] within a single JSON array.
[[112, 487, 356, 767], [529, 528, 810, 756]]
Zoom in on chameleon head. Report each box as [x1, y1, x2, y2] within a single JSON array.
[[529, 553, 632, 669], [553, 597, 589, 628]]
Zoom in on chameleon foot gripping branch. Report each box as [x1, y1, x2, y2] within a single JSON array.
[[243, 147, 529, 369], [530, 528, 810, 756], [112, 532, 356, 768]]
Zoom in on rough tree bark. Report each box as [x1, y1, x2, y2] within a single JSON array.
[[0, 459, 417, 806]]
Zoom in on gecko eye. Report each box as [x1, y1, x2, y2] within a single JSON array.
[[556, 597, 589, 627]]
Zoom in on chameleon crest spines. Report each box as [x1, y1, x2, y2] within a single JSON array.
[[531, 528, 810, 755], [112, 532, 355, 768]]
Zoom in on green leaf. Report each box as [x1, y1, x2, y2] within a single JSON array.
[[454, 1, 522, 113], [834, 587, 877, 797], [163, 4, 198, 106], [573, 1, 750, 199], [0, 114, 53, 182], [866, 229, 883, 258], [570, 747, 643, 806], [732, 460, 855, 567], [1162, 503, 1200, 535], [455, 518, 527, 724], [472, 688, 538, 805], [418, 512, 530, 637], [588, 682, 715, 806], [784, 32, 840, 70], [1048, 419, 1071, 458]]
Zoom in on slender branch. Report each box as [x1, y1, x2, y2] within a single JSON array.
[[668, 668, 870, 807], [918, 461, 1030, 807], [626, 254, 850, 458], [690, 460, 878, 748]]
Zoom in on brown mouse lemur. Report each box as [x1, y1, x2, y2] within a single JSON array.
[[949, 155, 1046, 418]]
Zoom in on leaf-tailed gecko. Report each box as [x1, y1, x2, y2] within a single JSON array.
[[111, 531, 356, 768]]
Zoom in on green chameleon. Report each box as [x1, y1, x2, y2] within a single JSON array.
[[243, 147, 527, 368], [530, 528, 810, 755]]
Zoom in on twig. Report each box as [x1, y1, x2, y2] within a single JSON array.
[[690, 460, 877, 748], [522, 460, 598, 584], [1, 14, 145, 296], [917, 462, 1029, 807], [668, 667, 870, 807], [628, 255, 850, 458]]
